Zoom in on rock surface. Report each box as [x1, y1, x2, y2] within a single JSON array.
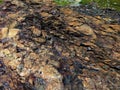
[[0, 0, 120, 90]]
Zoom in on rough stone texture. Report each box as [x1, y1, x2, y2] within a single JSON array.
[[0, 0, 120, 90]]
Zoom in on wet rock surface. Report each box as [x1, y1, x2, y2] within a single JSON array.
[[0, 1, 120, 90]]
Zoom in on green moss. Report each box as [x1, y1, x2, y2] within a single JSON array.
[[53, 0, 73, 6], [54, 0, 120, 11], [0, 0, 3, 3], [80, 0, 120, 11]]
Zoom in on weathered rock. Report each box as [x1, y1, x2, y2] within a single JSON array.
[[0, 1, 120, 90], [0, 28, 19, 39]]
